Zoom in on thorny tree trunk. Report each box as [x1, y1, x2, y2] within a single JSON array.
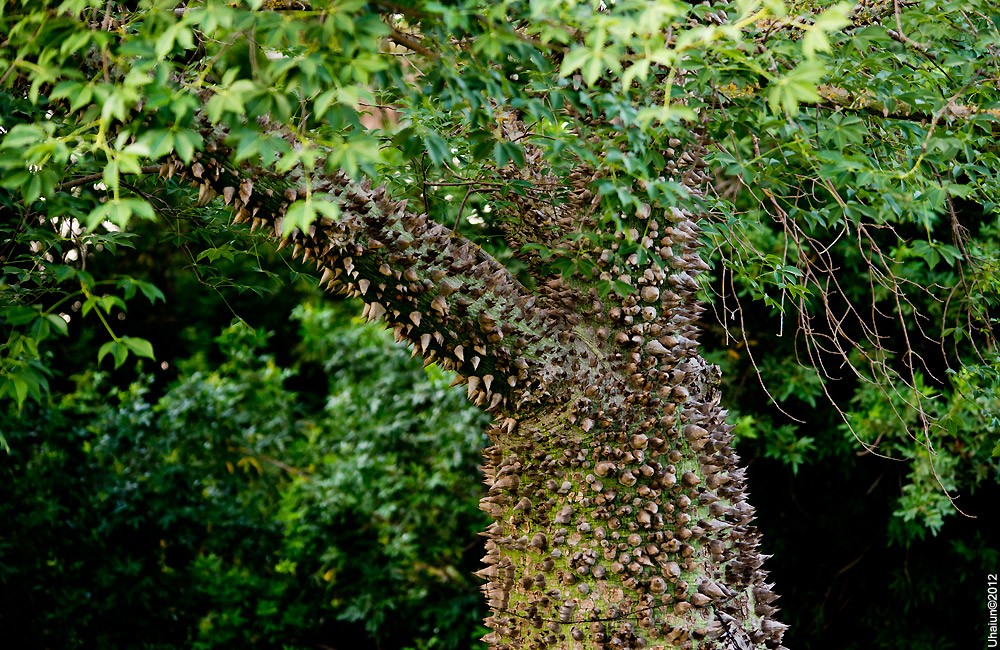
[[161, 122, 788, 650]]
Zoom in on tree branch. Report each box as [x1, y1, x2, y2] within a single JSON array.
[[389, 26, 437, 59], [815, 83, 1000, 122], [56, 166, 162, 192]]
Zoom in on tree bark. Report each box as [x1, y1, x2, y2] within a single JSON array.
[[159, 123, 788, 650]]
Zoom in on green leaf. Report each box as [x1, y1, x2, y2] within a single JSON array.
[[622, 59, 650, 88], [313, 89, 338, 118], [173, 129, 203, 164], [10, 374, 29, 406], [118, 278, 166, 303], [636, 105, 697, 126], [314, 200, 341, 221], [44, 313, 69, 337], [29, 316, 50, 342], [423, 131, 451, 167], [282, 199, 316, 237], [492, 142, 524, 168], [812, 2, 853, 32], [801, 3, 853, 57], [122, 336, 155, 360], [582, 50, 607, 86], [104, 160, 120, 191], [85, 198, 155, 229], [326, 135, 381, 178], [47, 265, 78, 282], [97, 340, 129, 369], [767, 60, 825, 116], [3, 306, 41, 326], [560, 46, 591, 77], [138, 129, 176, 159], [0, 124, 47, 150], [155, 22, 195, 59], [206, 79, 259, 123]]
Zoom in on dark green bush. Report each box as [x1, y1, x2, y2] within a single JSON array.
[[0, 304, 489, 650]]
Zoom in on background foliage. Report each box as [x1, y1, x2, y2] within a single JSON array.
[[0, 243, 491, 649]]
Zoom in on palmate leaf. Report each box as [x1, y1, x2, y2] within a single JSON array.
[[801, 2, 853, 56], [97, 336, 154, 369], [281, 198, 340, 237], [767, 59, 825, 116]]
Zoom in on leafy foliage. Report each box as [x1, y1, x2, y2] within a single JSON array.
[[0, 305, 489, 650]]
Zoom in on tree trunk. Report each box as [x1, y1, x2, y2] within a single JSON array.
[[162, 126, 788, 650]]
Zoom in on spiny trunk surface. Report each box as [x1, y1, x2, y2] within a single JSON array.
[[160, 122, 787, 650]]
